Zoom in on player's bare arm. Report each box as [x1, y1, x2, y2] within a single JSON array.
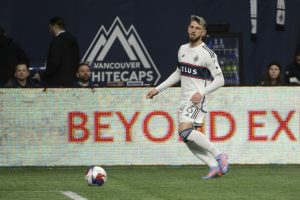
[[146, 88, 158, 99], [190, 92, 202, 104]]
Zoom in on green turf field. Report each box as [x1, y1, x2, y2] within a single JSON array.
[[0, 165, 299, 200]]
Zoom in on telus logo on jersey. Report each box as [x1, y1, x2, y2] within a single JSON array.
[[179, 62, 213, 80], [82, 17, 161, 86], [180, 66, 197, 75]]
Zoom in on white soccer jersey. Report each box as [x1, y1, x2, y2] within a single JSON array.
[[177, 42, 223, 102], [155, 42, 224, 123]]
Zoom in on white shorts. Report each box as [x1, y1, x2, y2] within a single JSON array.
[[178, 97, 208, 124]]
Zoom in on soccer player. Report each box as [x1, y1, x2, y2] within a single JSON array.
[[146, 15, 228, 179]]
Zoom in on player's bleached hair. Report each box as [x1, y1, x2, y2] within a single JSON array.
[[191, 15, 207, 28]]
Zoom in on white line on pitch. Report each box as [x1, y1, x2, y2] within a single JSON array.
[[61, 191, 88, 200]]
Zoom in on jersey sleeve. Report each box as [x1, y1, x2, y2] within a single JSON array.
[[201, 52, 224, 95], [155, 46, 183, 92], [155, 68, 181, 93], [207, 52, 222, 76], [177, 45, 184, 67]]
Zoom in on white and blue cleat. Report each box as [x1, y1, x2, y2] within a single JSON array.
[[216, 153, 229, 175], [202, 167, 221, 180]]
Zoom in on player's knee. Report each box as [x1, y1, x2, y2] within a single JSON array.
[[193, 123, 204, 132], [179, 128, 193, 143]]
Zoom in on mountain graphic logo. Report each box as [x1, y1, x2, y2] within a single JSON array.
[[82, 17, 161, 86]]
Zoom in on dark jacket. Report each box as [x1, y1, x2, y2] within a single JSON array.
[[0, 35, 29, 86], [42, 31, 80, 87], [285, 62, 300, 85], [4, 78, 34, 88], [73, 80, 97, 88]]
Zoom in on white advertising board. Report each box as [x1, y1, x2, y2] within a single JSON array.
[[0, 87, 299, 166]]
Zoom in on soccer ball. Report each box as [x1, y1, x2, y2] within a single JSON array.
[[85, 166, 107, 186]]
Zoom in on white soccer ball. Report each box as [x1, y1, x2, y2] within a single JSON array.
[[85, 166, 107, 186]]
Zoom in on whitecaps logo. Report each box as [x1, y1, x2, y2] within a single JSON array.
[[82, 17, 161, 86]]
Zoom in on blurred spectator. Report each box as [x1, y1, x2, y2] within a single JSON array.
[[5, 62, 34, 88], [260, 62, 285, 86], [285, 50, 300, 85], [33, 17, 80, 87], [0, 25, 30, 86], [74, 63, 97, 87]]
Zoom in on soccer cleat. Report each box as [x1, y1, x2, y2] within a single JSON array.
[[202, 167, 221, 179], [216, 153, 229, 175]]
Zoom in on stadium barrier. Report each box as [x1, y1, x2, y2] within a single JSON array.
[[0, 87, 299, 166]]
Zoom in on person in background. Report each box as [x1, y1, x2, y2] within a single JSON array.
[[0, 25, 29, 86], [74, 63, 97, 87], [5, 62, 33, 88], [33, 17, 80, 87], [260, 62, 285, 86], [285, 50, 300, 85]]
